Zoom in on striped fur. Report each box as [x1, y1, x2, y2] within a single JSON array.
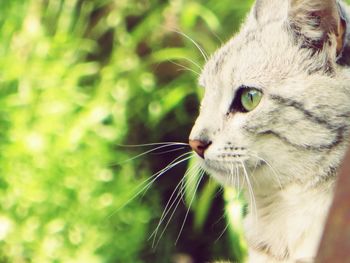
[[190, 0, 350, 262]]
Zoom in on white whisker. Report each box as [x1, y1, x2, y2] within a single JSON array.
[[114, 144, 189, 165], [175, 169, 205, 244], [115, 142, 189, 148], [107, 152, 193, 220], [215, 219, 230, 243], [169, 60, 201, 76], [142, 153, 194, 195], [236, 164, 242, 193], [150, 161, 199, 244], [249, 153, 283, 189], [180, 57, 203, 71], [240, 160, 257, 223], [152, 166, 202, 247], [173, 30, 209, 62], [150, 146, 187, 155]]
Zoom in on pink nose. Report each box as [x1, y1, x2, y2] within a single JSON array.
[[189, 139, 211, 159]]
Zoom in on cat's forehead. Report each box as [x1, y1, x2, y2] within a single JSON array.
[[199, 17, 309, 91]]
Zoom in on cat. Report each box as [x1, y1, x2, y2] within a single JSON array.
[[189, 0, 350, 262]]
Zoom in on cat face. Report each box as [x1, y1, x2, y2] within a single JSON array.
[[189, 0, 350, 188]]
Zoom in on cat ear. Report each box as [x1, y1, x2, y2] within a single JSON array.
[[336, 1, 350, 66], [254, 0, 288, 23], [288, 0, 346, 54]]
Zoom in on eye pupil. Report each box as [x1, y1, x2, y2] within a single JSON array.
[[248, 92, 254, 102], [241, 88, 262, 112]]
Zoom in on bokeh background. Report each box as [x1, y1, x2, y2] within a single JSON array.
[[0, 0, 255, 262]]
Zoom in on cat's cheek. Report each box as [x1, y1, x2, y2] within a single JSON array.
[[202, 166, 230, 186], [192, 157, 225, 185]]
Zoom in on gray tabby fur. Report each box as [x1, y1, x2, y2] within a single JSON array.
[[189, 0, 350, 262]]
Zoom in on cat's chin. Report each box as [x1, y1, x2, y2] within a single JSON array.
[[197, 156, 268, 187], [204, 167, 234, 187], [198, 159, 246, 187]]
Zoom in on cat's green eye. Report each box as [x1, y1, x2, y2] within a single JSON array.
[[241, 88, 262, 112]]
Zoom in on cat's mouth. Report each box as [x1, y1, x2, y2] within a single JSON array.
[[201, 156, 266, 178], [202, 158, 243, 173]]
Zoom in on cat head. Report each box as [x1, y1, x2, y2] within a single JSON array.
[[189, 0, 350, 188]]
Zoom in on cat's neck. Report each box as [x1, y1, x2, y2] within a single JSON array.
[[243, 178, 335, 262]]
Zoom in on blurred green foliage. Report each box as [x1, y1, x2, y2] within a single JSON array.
[[0, 0, 253, 262]]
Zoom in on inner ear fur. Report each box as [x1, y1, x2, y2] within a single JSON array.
[[336, 16, 346, 53], [288, 0, 345, 53]]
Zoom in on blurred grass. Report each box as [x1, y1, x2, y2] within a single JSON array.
[[0, 0, 253, 262]]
